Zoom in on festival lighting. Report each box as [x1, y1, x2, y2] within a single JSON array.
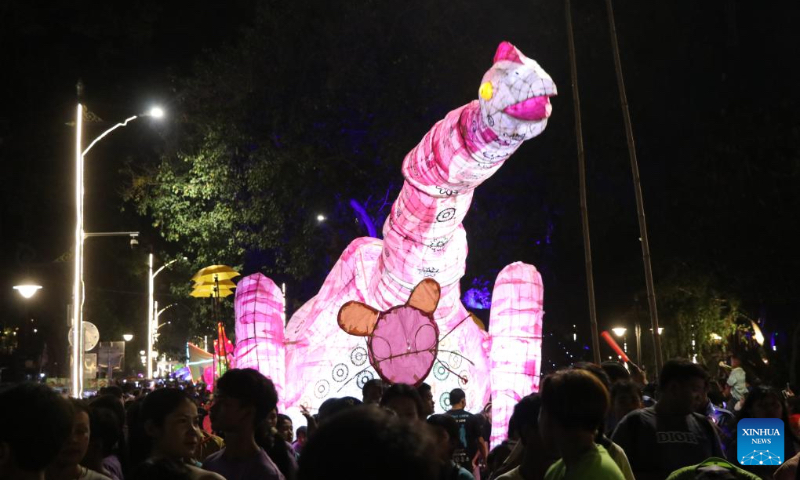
[[233, 42, 554, 448], [13, 285, 42, 299]]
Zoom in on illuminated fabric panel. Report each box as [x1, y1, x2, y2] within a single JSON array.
[[233, 273, 287, 409], [489, 262, 544, 448], [275, 42, 554, 425]]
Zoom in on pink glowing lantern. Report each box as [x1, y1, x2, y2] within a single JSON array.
[[233, 273, 287, 410], [234, 41, 553, 446], [488, 262, 544, 448], [338, 279, 441, 386]]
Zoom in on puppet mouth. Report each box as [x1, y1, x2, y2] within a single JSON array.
[[504, 95, 553, 121]]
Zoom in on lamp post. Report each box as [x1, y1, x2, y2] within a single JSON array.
[[13, 284, 42, 373], [72, 100, 164, 398], [612, 327, 628, 355], [120, 334, 133, 378], [148, 256, 183, 379]]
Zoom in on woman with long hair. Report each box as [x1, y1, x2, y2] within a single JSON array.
[[46, 399, 111, 480]]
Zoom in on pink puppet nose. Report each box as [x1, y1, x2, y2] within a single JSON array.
[[503, 96, 552, 121]]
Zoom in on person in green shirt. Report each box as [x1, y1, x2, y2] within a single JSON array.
[[537, 369, 625, 480]]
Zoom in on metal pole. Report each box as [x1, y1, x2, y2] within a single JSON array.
[[635, 322, 642, 366], [604, 0, 663, 372], [565, 0, 601, 364], [72, 103, 84, 398], [147, 253, 154, 379]]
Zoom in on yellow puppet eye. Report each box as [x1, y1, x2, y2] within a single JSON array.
[[479, 82, 493, 100]]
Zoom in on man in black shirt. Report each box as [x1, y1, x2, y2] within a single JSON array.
[[445, 388, 488, 475], [612, 359, 724, 480]]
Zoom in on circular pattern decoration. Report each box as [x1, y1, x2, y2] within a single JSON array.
[[314, 380, 330, 399], [433, 361, 450, 381], [448, 351, 463, 369], [332, 363, 349, 382], [355, 370, 375, 389], [458, 370, 469, 386], [436, 208, 456, 223], [440, 392, 451, 411], [350, 346, 368, 366]]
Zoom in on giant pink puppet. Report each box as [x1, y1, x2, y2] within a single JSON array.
[[234, 41, 553, 445]]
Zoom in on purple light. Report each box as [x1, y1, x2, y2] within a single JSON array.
[[463, 278, 491, 310], [349, 199, 378, 238]]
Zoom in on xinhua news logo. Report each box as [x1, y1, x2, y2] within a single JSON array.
[[737, 418, 784, 466]]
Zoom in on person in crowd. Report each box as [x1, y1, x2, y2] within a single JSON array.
[[81, 400, 123, 479], [203, 368, 286, 480], [446, 388, 488, 476], [612, 359, 724, 480], [707, 379, 727, 408], [316, 396, 362, 424], [695, 381, 735, 459], [361, 379, 384, 405], [572, 364, 635, 480], [727, 386, 798, 480], [666, 457, 761, 480], [601, 361, 631, 384], [256, 408, 298, 479], [427, 414, 476, 480], [380, 383, 425, 421], [128, 389, 222, 480], [539, 368, 625, 480], [291, 426, 307, 456], [479, 403, 493, 451], [538, 369, 625, 480], [487, 400, 528, 479], [46, 399, 112, 480], [0, 383, 73, 480], [98, 386, 124, 405], [493, 394, 557, 480], [298, 406, 439, 480], [607, 381, 644, 435], [725, 354, 748, 410], [88, 395, 128, 480], [277, 414, 294, 443], [418, 382, 436, 418]]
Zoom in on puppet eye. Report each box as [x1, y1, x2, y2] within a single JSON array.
[[479, 82, 494, 101]]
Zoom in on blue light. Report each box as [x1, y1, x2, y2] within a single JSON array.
[[463, 277, 491, 310]]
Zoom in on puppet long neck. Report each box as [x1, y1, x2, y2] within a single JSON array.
[[369, 101, 527, 321]]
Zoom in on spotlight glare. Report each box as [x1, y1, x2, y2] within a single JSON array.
[[149, 107, 165, 118]]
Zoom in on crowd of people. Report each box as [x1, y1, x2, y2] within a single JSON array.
[[1, 356, 799, 480]]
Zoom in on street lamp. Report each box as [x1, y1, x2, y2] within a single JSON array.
[[13, 284, 42, 299], [148, 255, 184, 379], [120, 334, 133, 378], [612, 327, 628, 354], [72, 100, 164, 398]]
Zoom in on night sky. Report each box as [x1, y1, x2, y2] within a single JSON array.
[[1, 1, 798, 377]]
